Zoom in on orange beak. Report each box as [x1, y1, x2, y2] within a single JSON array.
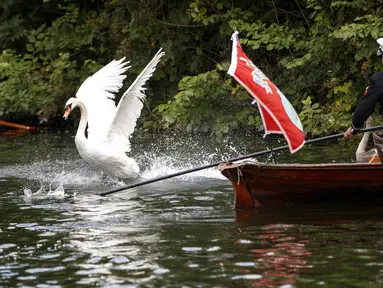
[[63, 107, 71, 120]]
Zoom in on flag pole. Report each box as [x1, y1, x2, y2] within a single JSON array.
[[98, 125, 383, 196]]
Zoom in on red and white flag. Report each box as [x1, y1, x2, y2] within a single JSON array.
[[228, 31, 305, 153]]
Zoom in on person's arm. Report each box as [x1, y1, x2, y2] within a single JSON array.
[[352, 81, 380, 130], [344, 79, 380, 138]]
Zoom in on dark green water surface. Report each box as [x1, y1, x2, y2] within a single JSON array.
[[1, 131, 383, 287]]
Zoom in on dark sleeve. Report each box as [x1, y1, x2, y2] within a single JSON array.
[[352, 80, 381, 129]]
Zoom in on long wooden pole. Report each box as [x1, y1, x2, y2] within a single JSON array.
[[99, 125, 383, 196]]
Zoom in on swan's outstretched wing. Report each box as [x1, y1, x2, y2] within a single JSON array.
[[106, 48, 165, 151], [76, 58, 131, 140]]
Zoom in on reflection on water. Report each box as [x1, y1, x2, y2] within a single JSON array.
[[1, 132, 383, 287], [246, 224, 312, 287]]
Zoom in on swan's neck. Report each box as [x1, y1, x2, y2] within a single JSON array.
[[356, 132, 370, 154], [76, 101, 88, 141]]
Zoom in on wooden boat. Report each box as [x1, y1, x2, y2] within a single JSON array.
[[218, 160, 383, 209], [218, 132, 383, 209]]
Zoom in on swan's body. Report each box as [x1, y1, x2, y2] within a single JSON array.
[[64, 49, 165, 178], [356, 117, 378, 163]]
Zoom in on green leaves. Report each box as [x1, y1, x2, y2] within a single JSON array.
[[187, 0, 250, 26], [299, 97, 328, 136], [1, 0, 383, 137], [154, 69, 257, 135], [0, 4, 99, 122], [333, 81, 353, 95]]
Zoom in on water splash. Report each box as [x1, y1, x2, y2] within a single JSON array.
[[2, 132, 249, 195], [0, 159, 125, 187], [23, 185, 66, 199], [136, 133, 246, 181], [2, 144, 230, 187], [140, 155, 226, 180]]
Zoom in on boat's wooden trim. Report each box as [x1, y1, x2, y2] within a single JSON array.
[[224, 166, 252, 209], [219, 161, 383, 170], [232, 181, 256, 209]]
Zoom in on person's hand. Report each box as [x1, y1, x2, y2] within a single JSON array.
[[344, 127, 357, 138]]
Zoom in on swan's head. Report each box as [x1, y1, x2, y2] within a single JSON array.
[[63, 98, 78, 120]]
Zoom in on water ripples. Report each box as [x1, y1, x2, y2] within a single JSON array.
[[2, 133, 383, 286], [2, 195, 383, 287]]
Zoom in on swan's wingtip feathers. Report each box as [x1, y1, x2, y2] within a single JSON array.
[[154, 48, 165, 61], [76, 56, 132, 98], [114, 56, 128, 64], [105, 49, 166, 149]]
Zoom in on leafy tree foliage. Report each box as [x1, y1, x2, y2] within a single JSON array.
[[1, 0, 383, 136]]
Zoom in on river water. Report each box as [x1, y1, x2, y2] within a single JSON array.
[[1, 130, 383, 287]]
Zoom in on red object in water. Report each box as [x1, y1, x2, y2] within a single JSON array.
[[0, 120, 36, 131]]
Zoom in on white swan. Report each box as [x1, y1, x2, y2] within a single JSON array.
[[356, 117, 378, 163], [63, 49, 165, 178]]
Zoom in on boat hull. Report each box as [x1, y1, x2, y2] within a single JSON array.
[[219, 161, 383, 209]]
